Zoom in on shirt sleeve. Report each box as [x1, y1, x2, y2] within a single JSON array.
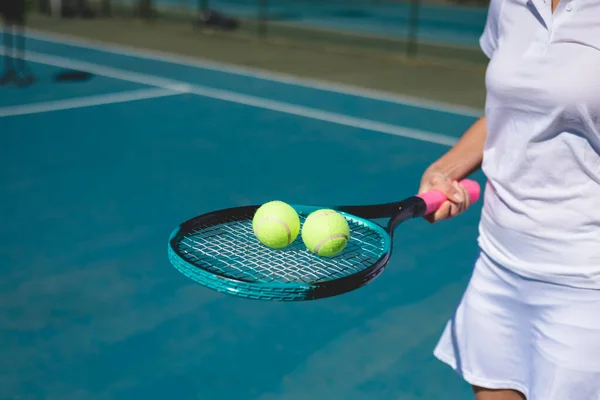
[[480, 0, 504, 59]]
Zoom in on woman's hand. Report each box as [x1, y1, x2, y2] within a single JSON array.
[[418, 168, 472, 224], [416, 116, 487, 223]]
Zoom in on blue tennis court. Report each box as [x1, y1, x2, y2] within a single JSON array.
[[1, 33, 486, 399]]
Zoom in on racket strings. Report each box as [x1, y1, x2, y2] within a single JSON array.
[[175, 212, 386, 284]]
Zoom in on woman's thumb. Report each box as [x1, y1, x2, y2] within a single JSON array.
[[449, 181, 465, 203]]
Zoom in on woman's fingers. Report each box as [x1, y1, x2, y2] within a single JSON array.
[[420, 177, 471, 224]]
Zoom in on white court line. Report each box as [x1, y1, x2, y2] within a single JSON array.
[[0, 87, 183, 117], [27, 30, 484, 118], [16, 50, 458, 146]]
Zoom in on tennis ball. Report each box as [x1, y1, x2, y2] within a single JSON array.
[[301, 209, 350, 257], [252, 201, 300, 249]]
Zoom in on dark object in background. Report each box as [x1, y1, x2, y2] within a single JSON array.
[[37, 0, 52, 15], [136, 0, 155, 19], [194, 10, 239, 31], [60, 0, 96, 18], [54, 70, 94, 82], [100, 0, 111, 17], [0, 0, 36, 87], [35, 0, 95, 17], [0, 0, 27, 25]]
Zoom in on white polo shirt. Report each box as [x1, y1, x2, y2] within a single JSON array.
[[477, 0, 600, 289]]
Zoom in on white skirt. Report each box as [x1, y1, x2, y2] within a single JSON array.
[[434, 251, 600, 400]]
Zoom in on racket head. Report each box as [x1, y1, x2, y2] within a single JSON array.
[[168, 204, 392, 301]]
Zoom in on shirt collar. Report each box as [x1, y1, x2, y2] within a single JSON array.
[[527, 0, 552, 29]]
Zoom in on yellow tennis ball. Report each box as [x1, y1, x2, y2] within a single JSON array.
[[252, 201, 300, 249], [301, 209, 350, 257]]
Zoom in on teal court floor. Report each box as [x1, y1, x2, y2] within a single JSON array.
[[1, 32, 487, 399]]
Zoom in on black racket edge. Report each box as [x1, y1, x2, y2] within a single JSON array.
[[167, 196, 428, 299], [339, 196, 428, 230], [174, 195, 428, 232]]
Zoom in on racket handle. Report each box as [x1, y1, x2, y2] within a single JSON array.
[[417, 179, 481, 215]]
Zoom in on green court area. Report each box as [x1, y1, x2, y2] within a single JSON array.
[[27, 12, 488, 109]]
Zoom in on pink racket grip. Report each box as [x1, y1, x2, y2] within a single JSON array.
[[416, 179, 481, 216]]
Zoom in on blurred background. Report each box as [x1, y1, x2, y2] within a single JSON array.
[[30, 0, 489, 107]]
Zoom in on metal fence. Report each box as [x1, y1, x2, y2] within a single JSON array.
[[48, 0, 490, 63]]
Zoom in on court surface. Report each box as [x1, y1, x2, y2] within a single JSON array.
[[1, 33, 487, 400]]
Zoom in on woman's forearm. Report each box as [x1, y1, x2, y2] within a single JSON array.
[[428, 116, 487, 180]]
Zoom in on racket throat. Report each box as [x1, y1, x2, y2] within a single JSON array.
[[386, 197, 427, 233]]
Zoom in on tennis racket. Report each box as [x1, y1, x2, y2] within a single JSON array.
[[168, 179, 481, 301]]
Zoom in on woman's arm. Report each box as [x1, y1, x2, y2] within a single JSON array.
[[418, 116, 487, 223], [428, 116, 487, 180]]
